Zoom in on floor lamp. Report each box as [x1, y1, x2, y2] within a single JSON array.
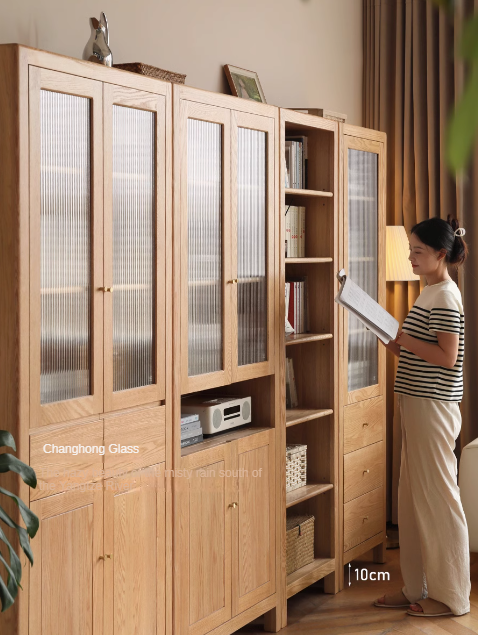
[[386, 227, 420, 537]]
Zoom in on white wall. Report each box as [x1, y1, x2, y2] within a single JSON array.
[[0, 0, 363, 125]]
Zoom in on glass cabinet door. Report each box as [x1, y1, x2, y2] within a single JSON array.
[[231, 112, 275, 381], [344, 135, 385, 402], [180, 101, 231, 393], [103, 86, 166, 411], [29, 68, 104, 427]]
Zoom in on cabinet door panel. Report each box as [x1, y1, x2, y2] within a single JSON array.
[[343, 135, 385, 404], [233, 430, 275, 615], [30, 488, 103, 635], [178, 100, 231, 393], [29, 67, 104, 426], [231, 112, 275, 382], [175, 445, 233, 635], [104, 464, 166, 635], [104, 85, 167, 411]]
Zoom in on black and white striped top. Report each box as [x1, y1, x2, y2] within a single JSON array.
[[394, 279, 464, 402]]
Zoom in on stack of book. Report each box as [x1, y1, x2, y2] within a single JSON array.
[[286, 357, 298, 408], [180, 413, 203, 448], [285, 135, 308, 189], [286, 277, 309, 334], [285, 205, 305, 257]]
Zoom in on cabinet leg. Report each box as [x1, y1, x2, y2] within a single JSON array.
[[372, 541, 386, 564], [263, 605, 281, 633], [323, 570, 339, 594]]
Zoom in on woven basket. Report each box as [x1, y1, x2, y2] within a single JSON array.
[[286, 514, 315, 575], [286, 444, 307, 493], [113, 62, 186, 84]]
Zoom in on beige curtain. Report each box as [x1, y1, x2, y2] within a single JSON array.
[[363, 0, 478, 523]]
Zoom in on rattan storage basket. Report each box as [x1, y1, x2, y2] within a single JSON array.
[[286, 443, 307, 493], [113, 62, 186, 84], [286, 514, 315, 575]]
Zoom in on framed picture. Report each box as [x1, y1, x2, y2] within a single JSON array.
[[224, 64, 267, 104]]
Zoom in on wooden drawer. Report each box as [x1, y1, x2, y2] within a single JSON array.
[[104, 405, 165, 474], [343, 395, 383, 454], [344, 486, 383, 552], [30, 419, 104, 501], [344, 441, 383, 503]]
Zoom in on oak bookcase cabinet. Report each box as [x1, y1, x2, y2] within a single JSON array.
[[0, 43, 386, 635]]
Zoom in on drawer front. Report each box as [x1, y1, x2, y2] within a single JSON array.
[[344, 441, 383, 503], [30, 420, 104, 500], [344, 395, 383, 454], [104, 405, 165, 473], [344, 486, 383, 552]]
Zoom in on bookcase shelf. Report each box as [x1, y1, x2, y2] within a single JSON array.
[[286, 482, 334, 508], [285, 333, 333, 346], [285, 187, 333, 198], [286, 407, 333, 427]]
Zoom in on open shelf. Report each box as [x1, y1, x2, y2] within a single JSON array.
[[286, 333, 333, 346], [286, 257, 332, 264], [286, 482, 333, 508], [286, 408, 333, 428], [285, 188, 333, 198], [286, 557, 336, 599], [181, 425, 270, 457]]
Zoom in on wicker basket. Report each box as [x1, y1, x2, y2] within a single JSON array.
[[286, 514, 315, 575], [113, 62, 186, 84], [286, 444, 307, 493]]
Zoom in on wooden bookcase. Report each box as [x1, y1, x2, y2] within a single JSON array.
[[279, 109, 340, 625]]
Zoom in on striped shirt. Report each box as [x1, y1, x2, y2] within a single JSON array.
[[394, 279, 464, 402]]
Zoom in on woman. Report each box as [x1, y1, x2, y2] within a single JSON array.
[[374, 215, 471, 617]]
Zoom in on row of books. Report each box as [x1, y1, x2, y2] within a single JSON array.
[[285, 357, 299, 408], [285, 205, 306, 257], [285, 136, 308, 189], [286, 277, 309, 334], [180, 413, 203, 448]]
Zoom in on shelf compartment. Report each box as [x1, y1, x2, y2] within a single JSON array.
[[286, 257, 332, 264], [286, 333, 332, 346], [285, 188, 333, 198], [181, 426, 270, 457], [286, 408, 333, 428], [286, 482, 333, 508], [286, 557, 335, 599]]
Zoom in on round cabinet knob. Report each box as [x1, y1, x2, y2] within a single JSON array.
[[363, 469, 370, 474], [362, 422, 369, 428], [229, 502, 238, 508], [101, 286, 113, 293], [363, 516, 369, 522], [99, 553, 113, 560], [228, 279, 238, 284]]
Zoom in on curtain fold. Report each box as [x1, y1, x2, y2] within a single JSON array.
[[363, 0, 478, 524]]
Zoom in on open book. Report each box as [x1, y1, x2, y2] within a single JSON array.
[[334, 269, 399, 344]]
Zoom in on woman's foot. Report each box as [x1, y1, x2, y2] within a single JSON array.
[[374, 589, 410, 607], [407, 598, 453, 617]]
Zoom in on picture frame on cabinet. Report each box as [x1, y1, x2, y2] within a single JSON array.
[[224, 64, 267, 103]]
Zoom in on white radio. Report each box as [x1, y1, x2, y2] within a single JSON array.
[[181, 395, 251, 435]]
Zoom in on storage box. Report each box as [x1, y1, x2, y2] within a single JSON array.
[[286, 514, 315, 575], [286, 443, 307, 493]]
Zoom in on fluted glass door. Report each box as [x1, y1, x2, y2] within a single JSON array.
[[346, 147, 379, 393]]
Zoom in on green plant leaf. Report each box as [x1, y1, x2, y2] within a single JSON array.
[[0, 573, 15, 613], [0, 454, 37, 489], [459, 14, 478, 61], [0, 526, 22, 584], [0, 552, 20, 601], [447, 61, 478, 171], [0, 432, 16, 452], [0, 508, 34, 566], [0, 488, 39, 537]]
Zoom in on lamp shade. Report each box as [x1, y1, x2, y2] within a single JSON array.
[[386, 226, 420, 281]]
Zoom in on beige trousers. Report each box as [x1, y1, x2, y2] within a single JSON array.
[[398, 393, 471, 616]]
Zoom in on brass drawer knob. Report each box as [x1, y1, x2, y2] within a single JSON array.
[[99, 553, 113, 560], [362, 422, 369, 428], [363, 516, 369, 522], [229, 502, 238, 508], [101, 287, 113, 293], [228, 279, 238, 284], [363, 469, 370, 474]]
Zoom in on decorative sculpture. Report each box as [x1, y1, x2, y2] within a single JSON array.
[[83, 12, 112, 67]]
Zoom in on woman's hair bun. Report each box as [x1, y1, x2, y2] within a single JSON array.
[[446, 214, 468, 267]]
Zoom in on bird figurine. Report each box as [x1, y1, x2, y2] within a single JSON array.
[[83, 12, 112, 67]]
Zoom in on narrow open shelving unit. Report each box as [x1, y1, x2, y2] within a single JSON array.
[[280, 108, 339, 625]]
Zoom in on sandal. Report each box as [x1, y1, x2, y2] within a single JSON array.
[[374, 590, 410, 608], [407, 598, 453, 617]]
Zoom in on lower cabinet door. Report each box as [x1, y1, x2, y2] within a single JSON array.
[[30, 487, 104, 635], [175, 444, 234, 635], [233, 429, 275, 616], [103, 463, 166, 635]]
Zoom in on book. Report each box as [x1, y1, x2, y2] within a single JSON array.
[[285, 282, 294, 334], [285, 205, 291, 257], [287, 358, 299, 408], [285, 136, 308, 188], [180, 420, 202, 435], [285, 358, 292, 408], [181, 413, 200, 425], [299, 206, 306, 257], [181, 433, 203, 448], [286, 276, 308, 334], [334, 269, 399, 344], [181, 426, 204, 440]]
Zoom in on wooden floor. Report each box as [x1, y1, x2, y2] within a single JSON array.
[[237, 548, 478, 635]]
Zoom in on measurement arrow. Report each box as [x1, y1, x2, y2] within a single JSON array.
[[349, 563, 351, 586]]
